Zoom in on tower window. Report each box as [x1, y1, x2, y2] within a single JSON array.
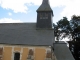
[[14, 52, 20, 60], [40, 13, 48, 19], [45, 13, 48, 19], [45, 13, 48, 17], [40, 13, 43, 19]]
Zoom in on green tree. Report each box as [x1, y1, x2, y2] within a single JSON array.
[[54, 15, 80, 41], [54, 17, 70, 41], [53, 15, 80, 60]]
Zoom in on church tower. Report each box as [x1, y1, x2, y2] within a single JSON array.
[[36, 0, 54, 29]]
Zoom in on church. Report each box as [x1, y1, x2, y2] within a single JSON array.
[[0, 0, 74, 60]]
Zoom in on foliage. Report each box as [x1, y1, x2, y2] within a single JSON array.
[[54, 16, 80, 41], [53, 15, 80, 60], [54, 17, 71, 41]]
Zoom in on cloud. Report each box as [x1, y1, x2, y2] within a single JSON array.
[[0, 0, 64, 13], [0, 18, 22, 23], [0, 0, 80, 19], [60, 0, 80, 20], [49, 0, 80, 20], [0, 0, 42, 13], [0, 0, 29, 13], [0, 1, 1, 4], [8, 12, 12, 16]]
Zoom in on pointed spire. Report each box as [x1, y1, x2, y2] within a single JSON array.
[[37, 0, 53, 12]]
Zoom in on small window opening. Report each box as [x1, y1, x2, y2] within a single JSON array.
[[14, 52, 20, 60], [40, 13, 43, 19], [40, 13, 48, 19], [27, 49, 34, 60], [45, 13, 48, 19]]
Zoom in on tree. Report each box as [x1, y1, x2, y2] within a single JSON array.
[[68, 15, 80, 60], [54, 17, 70, 41], [53, 15, 80, 60]]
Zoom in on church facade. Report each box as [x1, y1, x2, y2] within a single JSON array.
[[0, 0, 74, 60]]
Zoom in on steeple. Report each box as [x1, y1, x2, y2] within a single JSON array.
[[37, 0, 53, 13], [36, 0, 54, 29]]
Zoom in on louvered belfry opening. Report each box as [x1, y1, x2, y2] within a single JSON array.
[[27, 49, 34, 60]]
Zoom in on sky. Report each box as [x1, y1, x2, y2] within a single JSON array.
[[0, 0, 80, 23]]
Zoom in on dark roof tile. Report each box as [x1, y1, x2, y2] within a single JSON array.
[[0, 23, 55, 46]]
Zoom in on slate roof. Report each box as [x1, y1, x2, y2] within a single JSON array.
[[54, 41, 75, 60], [0, 23, 55, 46], [37, 0, 53, 12]]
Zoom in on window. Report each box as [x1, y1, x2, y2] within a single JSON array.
[[45, 13, 48, 19], [45, 49, 52, 60], [27, 49, 34, 60], [40, 13, 48, 19], [0, 48, 3, 60], [14, 52, 20, 60], [40, 13, 43, 19]]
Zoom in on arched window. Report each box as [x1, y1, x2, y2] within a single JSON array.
[[14, 52, 20, 60], [27, 49, 34, 60]]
